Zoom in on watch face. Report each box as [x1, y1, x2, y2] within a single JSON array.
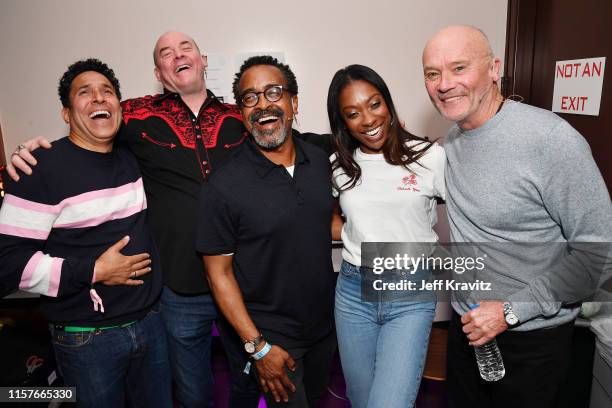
[[245, 342, 255, 354], [506, 313, 519, 325]]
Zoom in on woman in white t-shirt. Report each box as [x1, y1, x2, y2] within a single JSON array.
[[327, 64, 446, 408]]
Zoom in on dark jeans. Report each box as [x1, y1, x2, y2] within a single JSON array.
[[160, 286, 217, 408], [50, 306, 171, 408], [218, 317, 337, 408], [259, 330, 337, 408], [447, 311, 574, 408], [216, 317, 262, 408]]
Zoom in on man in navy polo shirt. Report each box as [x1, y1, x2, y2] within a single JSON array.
[[196, 56, 337, 408]]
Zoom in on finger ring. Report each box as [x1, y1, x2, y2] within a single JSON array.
[[17, 144, 26, 150], [11, 151, 20, 157], [132, 271, 136, 279]]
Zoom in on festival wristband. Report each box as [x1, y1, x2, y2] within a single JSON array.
[[251, 342, 272, 360]]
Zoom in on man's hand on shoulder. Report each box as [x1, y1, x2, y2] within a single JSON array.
[[6, 137, 52, 181], [255, 344, 296, 403], [461, 301, 508, 346]]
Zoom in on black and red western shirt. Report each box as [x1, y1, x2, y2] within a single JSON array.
[[119, 90, 245, 294]]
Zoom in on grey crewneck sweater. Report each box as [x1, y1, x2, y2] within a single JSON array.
[[444, 101, 612, 331]]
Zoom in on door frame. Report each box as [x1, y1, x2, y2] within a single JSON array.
[[502, 0, 538, 102]]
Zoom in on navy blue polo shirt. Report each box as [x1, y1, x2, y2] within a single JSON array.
[[195, 133, 336, 348]]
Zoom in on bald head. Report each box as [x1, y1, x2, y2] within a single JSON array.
[[153, 31, 201, 67], [152, 31, 207, 96], [424, 25, 493, 63], [422, 25, 502, 130]]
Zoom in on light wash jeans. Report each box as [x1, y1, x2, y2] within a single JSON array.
[[335, 260, 435, 408]]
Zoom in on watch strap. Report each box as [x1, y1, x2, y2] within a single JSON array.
[[244, 334, 264, 353], [503, 301, 519, 325], [249, 334, 264, 347]]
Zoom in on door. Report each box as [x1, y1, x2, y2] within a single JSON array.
[[503, 2, 611, 407], [503, 0, 612, 191]]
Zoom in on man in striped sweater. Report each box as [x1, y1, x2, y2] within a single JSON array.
[[0, 59, 171, 407]]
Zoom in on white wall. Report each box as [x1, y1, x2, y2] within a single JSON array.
[[0, 0, 507, 159]]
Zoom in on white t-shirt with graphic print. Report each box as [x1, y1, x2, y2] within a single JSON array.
[[331, 142, 446, 267]]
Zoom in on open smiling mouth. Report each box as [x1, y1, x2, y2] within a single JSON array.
[[440, 95, 464, 103], [89, 110, 111, 120], [251, 109, 284, 128], [175, 64, 190, 73], [256, 115, 280, 126], [364, 126, 382, 138]]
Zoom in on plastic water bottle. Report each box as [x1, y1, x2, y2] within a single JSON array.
[[468, 304, 505, 381], [474, 339, 505, 381]]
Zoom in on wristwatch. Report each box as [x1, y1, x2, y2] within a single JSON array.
[[244, 334, 264, 354], [503, 302, 519, 326]]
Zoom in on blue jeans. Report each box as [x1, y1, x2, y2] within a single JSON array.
[[335, 261, 435, 408], [50, 306, 171, 408], [160, 286, 217, 408]]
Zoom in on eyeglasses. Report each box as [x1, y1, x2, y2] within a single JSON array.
[[239, 85, 287, 107]]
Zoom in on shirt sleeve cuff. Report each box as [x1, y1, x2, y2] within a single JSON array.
[[507, 289, 540, 324], [73, 258, 96, 288]]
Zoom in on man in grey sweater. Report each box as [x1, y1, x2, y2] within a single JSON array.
[[422, 25, 611, 407]]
